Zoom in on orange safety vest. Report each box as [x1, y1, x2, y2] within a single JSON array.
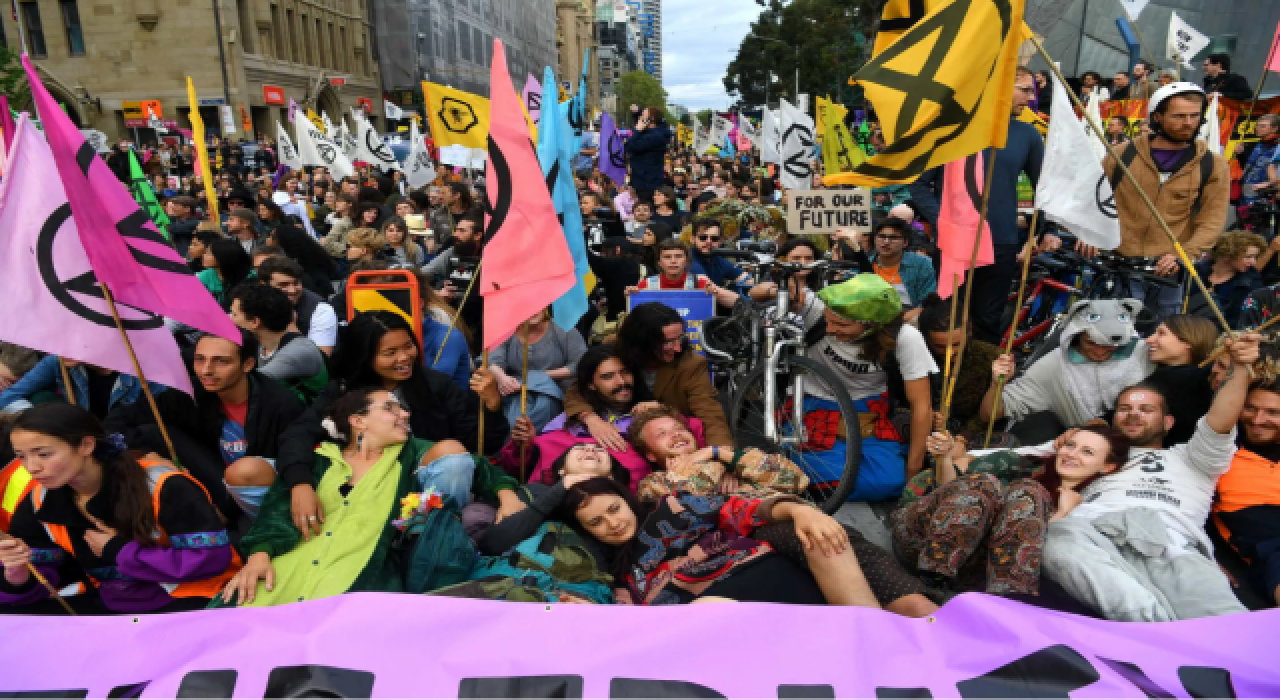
[[0, 459, 34, 532], [1212, 448, 1280, 562], [30, 460, 240, 599]]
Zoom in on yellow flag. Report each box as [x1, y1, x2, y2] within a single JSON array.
[[677, 124, 693, 148], [1016, 105, 1047, 137], [872, 0, 949, 56], [825, 0, 1027, 188], [422, 81, 491, 150], [822, 102, 864, 175], [185, 77, 219, 222], [305, 108, 325, 134], [815, 96, 840, 141]]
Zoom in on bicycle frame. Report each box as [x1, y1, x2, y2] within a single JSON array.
[[762, 284, 808, 445], [1001, 276, 1077, 351]]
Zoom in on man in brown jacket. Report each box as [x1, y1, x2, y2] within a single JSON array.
[[562, 302, 733, 449], [1099, 82, 1229, 316]]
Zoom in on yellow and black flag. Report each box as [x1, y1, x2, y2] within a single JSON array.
[[827, 0, 1026, 188], [872, 0, 949, 56], [423, 82, 491, 151], [821, 101, 865, 175]]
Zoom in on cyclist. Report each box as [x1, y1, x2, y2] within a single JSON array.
[[806, 275, 937, 499], [1086, 82, 1230, 317]]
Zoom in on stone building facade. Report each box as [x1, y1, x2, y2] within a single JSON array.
[[556, 0, 599, 111], [2, 0, 384, 143]]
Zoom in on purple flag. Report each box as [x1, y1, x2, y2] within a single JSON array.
[[0, 95, 14, 153], [522, 73, 543, 125], [0, 117, 193, 394], [288, 98, 300, 123], [598, 111, 627, 188], [21, 56, 241, 342]]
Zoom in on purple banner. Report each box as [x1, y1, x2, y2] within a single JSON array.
[[598, 111, 627, 189], [0, 593, 1276, 697]]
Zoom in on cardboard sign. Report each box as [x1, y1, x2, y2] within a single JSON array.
[[786, 188, 872, 234]]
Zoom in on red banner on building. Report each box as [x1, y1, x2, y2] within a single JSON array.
[[262, 85, 285, 105]]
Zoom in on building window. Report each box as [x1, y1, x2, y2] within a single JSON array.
[[285, 8, 298, 62], [315, 17, 325, 67], [269, 5, 283, 59], [474, 28, 485, 65], [19, 2, 47, 58], [328, 23, 337, 71], [59, 0, 84, 56], [458, 20, 470, 62]]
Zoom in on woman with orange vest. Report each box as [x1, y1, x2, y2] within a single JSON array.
[[0, 403, 239, 613]]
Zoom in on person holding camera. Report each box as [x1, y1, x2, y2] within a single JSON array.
[[625, 105, 673, 205]]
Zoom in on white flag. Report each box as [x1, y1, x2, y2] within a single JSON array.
[[384, 100, 405, 120], [1199, 92, 1223, 155], [1084, 92, 1107, 163], [778, 98, 815, 190], [336, 120, 359, 163], [738, 115, 758, 148], [692, 114, 714, 155], [322, 111, 337, 140], [710, 115, 734, 148], [1036, 73, 1121, 250], [276, 121, 302, 170], [1118, 0, 1149, 19], [1167, 12, 1209, 69], [294, 117, 354, 180], [405, 118, 437, 189], [356, 115, 402, 172], [761, 108, 782, 164]]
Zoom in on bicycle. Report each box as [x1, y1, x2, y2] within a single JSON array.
[[702, 250, 866, 514]]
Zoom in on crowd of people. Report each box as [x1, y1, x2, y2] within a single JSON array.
[[0, 57, 1277, 625]]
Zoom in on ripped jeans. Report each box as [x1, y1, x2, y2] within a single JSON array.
[[414, 453, 476, 506]]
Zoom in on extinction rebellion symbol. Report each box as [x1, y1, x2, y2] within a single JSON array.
[[439, 98, 480, 134]]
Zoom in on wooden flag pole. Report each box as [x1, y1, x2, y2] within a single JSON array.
[[941, 273, 960, 419], [0, 532, 75, 615], [433, 260, 483, 366], [99, 283, 180, 469], [983, 210, 1040, 448], [941, 154, 998, 427], [1032, 35, 1233, 333], [57, 359, 77, 406], [1237, 35, 1276, 128], [477, 350, 490, 458], [518, 325, 531, 482]]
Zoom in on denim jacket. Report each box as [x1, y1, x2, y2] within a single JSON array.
[[0, 355, 167, 414], [868, 252, 937, 308]]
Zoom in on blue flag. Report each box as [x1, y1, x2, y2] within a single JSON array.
[[723, 133, 736, 159], [537, 66, 591, 330]]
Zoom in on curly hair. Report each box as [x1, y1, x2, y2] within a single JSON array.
[[1211, 231, 1267, 263], [346, 227, 387, 250]]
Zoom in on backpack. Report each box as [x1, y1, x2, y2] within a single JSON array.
[[395, 496, 477, 594], [1107, 141, 1216, 215], [431, 522, 614, 604]]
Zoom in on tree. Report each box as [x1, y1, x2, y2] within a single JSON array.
[[695, 109, 714, 126], [724, 0, 877, 109], [0, 45, 29, 109], [615, 70, 668, 127]]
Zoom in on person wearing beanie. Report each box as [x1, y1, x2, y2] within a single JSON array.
[[807, 274, 938, 501], [226, 208, 262, 254]]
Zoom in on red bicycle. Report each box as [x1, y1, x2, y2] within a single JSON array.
[[1000, 252, 1083, 364]]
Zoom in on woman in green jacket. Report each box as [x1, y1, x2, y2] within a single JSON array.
[[216, 387, 517, 606]]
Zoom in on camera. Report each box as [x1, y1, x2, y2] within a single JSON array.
[[584, 207, 626, 246]]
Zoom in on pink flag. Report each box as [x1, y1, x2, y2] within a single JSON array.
[[0, 118, 193, 395], [480, 40, 577, 350], [522, 73, 543, 125], [1269, 22, 1280, 73], [22, 56, 240, 342], [936, 152, 995, 299], [0, 95, 14, 153]]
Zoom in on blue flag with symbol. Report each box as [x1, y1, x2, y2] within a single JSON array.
[[537, 66, 591, 330]]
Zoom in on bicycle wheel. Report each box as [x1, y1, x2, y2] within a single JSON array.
[[729, 355, 861, 514]]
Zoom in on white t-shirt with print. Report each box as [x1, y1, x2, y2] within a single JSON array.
[[809, 323, 938, 402]]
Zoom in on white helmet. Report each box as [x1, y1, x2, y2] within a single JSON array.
[[1148, 81, 1206, 115]]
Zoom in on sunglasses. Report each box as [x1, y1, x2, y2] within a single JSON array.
[[697, 234, 721, 242]]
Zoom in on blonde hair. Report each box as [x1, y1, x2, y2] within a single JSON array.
[[1212, 230, 1267, 262], [1160, 314, 1219, 365], [346, 227, 386, 250]]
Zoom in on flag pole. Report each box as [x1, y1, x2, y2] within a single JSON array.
[[477, 349, 489, 457], [0, 532, 75, 615], [98, 283, 181, 469], [57, 359, 77, 406], [940, 153, 998, 427], [1238, 35, 1278, 128], [940, 273, 960, 427], [518, 324, 531, 482], [433, 260, 483, 366], [1031, 35, 1233, 333], [983, 209, 1040, 448]]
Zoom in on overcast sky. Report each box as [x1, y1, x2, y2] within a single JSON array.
[[662, 0, 762, 111]]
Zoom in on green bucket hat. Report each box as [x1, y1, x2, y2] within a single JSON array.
[[818, 273, 902, 326]]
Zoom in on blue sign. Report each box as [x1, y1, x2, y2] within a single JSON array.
[[628, 290, 716, 356]]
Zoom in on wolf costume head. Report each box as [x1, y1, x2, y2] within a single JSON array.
[[1062, 299, 1142, 347]]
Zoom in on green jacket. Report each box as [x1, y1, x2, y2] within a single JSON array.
[[233, 438, 517, 597]]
